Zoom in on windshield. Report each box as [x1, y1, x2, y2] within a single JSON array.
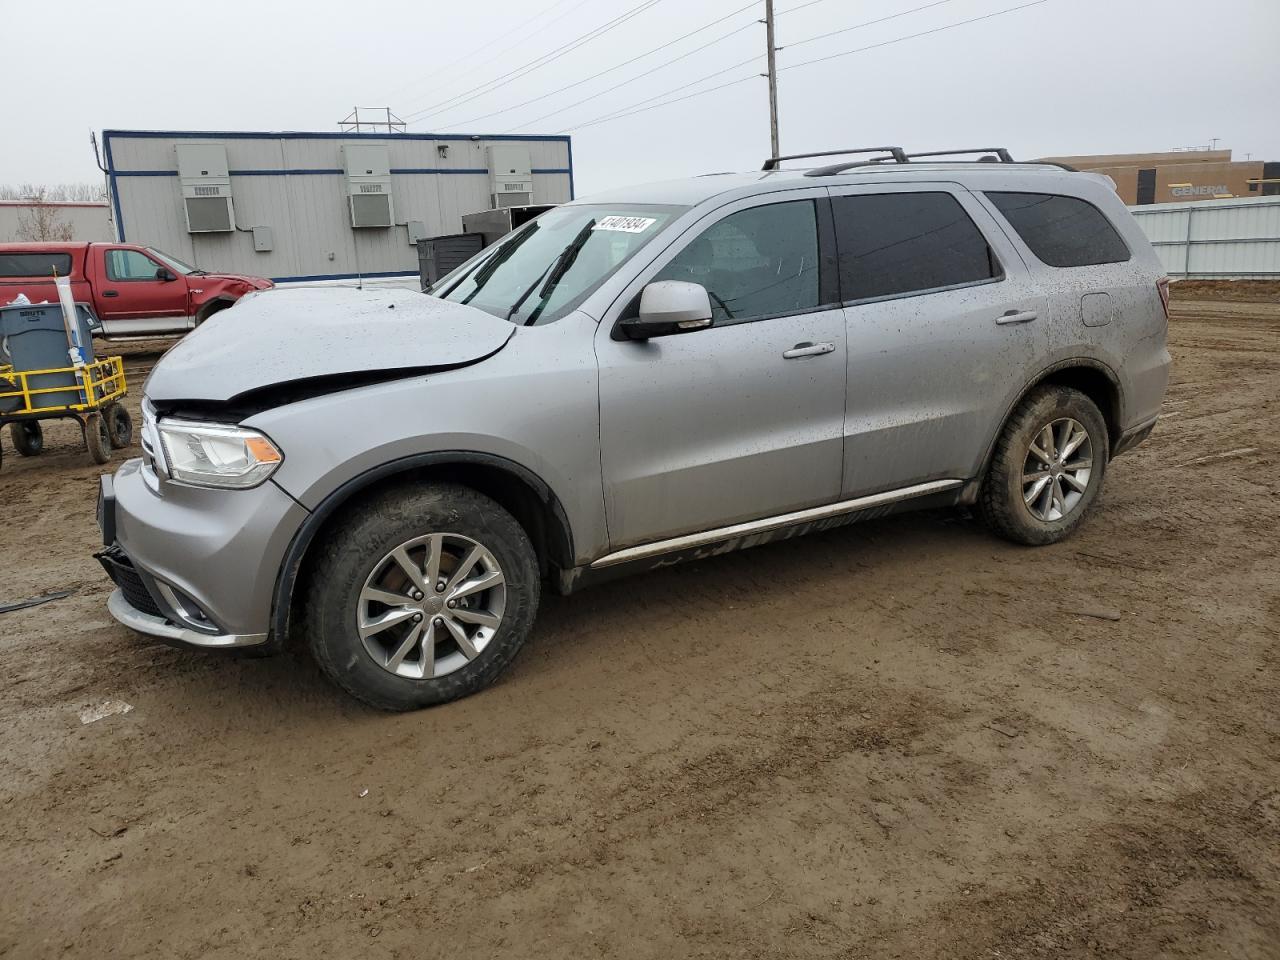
[[146, 247, 201, 276], [432, 204, 685, 325]]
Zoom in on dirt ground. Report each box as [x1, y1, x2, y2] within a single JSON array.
[[0, 290, 1277, 959]]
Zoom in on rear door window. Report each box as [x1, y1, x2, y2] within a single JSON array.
[[985, 192, 1130, 267], [105, 249, 164, 281], [831, 192, 1001, 302], [0, 252, 73, 278]]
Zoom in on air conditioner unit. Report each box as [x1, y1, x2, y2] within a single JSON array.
[[488, 145, 532, 209], [176, 143, 235, 233], [343, 143, 394, 228]]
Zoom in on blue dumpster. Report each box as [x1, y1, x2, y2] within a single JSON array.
[[0, 303, 100, 411]]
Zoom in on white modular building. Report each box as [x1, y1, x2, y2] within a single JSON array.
[[103, 129, 574, 283]]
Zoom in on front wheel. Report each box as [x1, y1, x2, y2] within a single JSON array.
[[84, 413, 112, 465], [306, 483, 540, 711], [980, 386, 1109, 545], [9, 421, 43, 457]]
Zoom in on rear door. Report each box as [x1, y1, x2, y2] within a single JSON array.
[[829, 183, 1047, 495], [95, 246, 190, 330], [595, 190, 847, 548]]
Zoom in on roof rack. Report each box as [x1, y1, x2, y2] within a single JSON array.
[[800, 146, 1016, 177], [769, 146, 1080, 178], [904, 147, 1014, 163], [762, 147, 907, 171]]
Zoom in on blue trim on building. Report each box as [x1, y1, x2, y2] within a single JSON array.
[[231, 168, 343, 176], [271, 269, 421, 284], [104, 136, 125, 241], [391, 168, 488, 175], [110, 166, 572, 178], [567, 138, 576, 200], [102, 128, 571, 144]]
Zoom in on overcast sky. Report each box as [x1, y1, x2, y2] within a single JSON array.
[[4, 0, 1277, 195]]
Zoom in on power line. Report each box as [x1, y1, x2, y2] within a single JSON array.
[[498, 20, 760, 132], [381, 0, 585, 104], [561, 0, 1050, 133], [539, 0, 960, 136], [403, 0, 665, 124], [565, 74, 762, 132], [782, 0, 1047, 70], [785, 0, 959, 52], [430, 0, 845, 133], [439, 0, 762, 130]]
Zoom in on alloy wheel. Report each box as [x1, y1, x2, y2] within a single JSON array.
[[1022, 417, 1093, 522], [357, 533, 506, 679]]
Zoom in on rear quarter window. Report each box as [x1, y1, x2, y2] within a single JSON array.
[[0, 252, 74, 278], [985, 192, 1130, 267]]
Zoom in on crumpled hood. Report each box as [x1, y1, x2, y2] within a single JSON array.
[[145, 286, 515, 403]]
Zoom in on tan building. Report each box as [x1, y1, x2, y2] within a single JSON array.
[[0, 200, 113, 242], [1036, 149, 1280, 205]]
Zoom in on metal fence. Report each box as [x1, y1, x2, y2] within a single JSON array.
[[1128, 195, 1280, 279]]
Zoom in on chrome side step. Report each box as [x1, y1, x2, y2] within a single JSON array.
[[590, 479, 963, 569]]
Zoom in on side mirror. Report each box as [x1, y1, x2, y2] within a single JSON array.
[[156, 268, 177, 282], [618, 281, 713, 340]]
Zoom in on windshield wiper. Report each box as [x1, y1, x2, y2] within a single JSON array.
[[450, 224, 539, 301], [513, 220, 596, 326]]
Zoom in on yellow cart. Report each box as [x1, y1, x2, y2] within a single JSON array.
[[0, 356, 132, 470]]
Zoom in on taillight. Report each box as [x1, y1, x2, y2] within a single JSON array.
[[1156, 277, 1171, 324]]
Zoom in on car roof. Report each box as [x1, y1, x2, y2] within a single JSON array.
[[574, 163, 1112, 208]]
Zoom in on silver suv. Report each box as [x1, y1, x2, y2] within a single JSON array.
[[95, 147, 1171, 710]]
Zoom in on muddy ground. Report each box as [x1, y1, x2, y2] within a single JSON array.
[[0, 291, 1277, 959]]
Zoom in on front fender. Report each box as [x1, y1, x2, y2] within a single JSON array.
[[244, 313, 606, 562]]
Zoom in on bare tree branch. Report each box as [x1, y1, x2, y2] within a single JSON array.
[[0, 182, 108, 202], [12, 187, 76, 241]]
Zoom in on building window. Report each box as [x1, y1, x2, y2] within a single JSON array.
[[1136, 168, 1156, 205]]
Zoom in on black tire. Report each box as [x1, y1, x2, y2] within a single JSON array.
[[84, 412, 112, 465], [103, 402, 134, 449], [9, 421, 43, 457], [195, 300, 232, 327], [306, 482, 540, 711], [980, 386, 1109, 546]]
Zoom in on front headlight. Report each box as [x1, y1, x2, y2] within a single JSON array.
[[156, 418, 283, 489]]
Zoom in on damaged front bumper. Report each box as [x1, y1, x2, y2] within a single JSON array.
[[97, 542, 267, 648], [95, 460, 308, 650]]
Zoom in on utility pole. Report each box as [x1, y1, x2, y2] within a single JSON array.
[[764, 0, 780, 159]]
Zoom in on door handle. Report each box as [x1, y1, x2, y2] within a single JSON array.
[[782, 341, 836, 359], [996, 309, 1037, 325], [101, 290, 119, 298]]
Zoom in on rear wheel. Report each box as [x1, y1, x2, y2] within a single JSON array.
[[306, 483, 540, 711], [9, 421, 43, 457], [84, 413, 112, 465], [980, 386, 1108, 545], [103, 402, 133, 449]]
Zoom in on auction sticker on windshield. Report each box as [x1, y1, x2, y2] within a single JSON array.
[[592, 216, 657, 233]]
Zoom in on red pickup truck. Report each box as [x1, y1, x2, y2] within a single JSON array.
[[0, 242, 272, 337]]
